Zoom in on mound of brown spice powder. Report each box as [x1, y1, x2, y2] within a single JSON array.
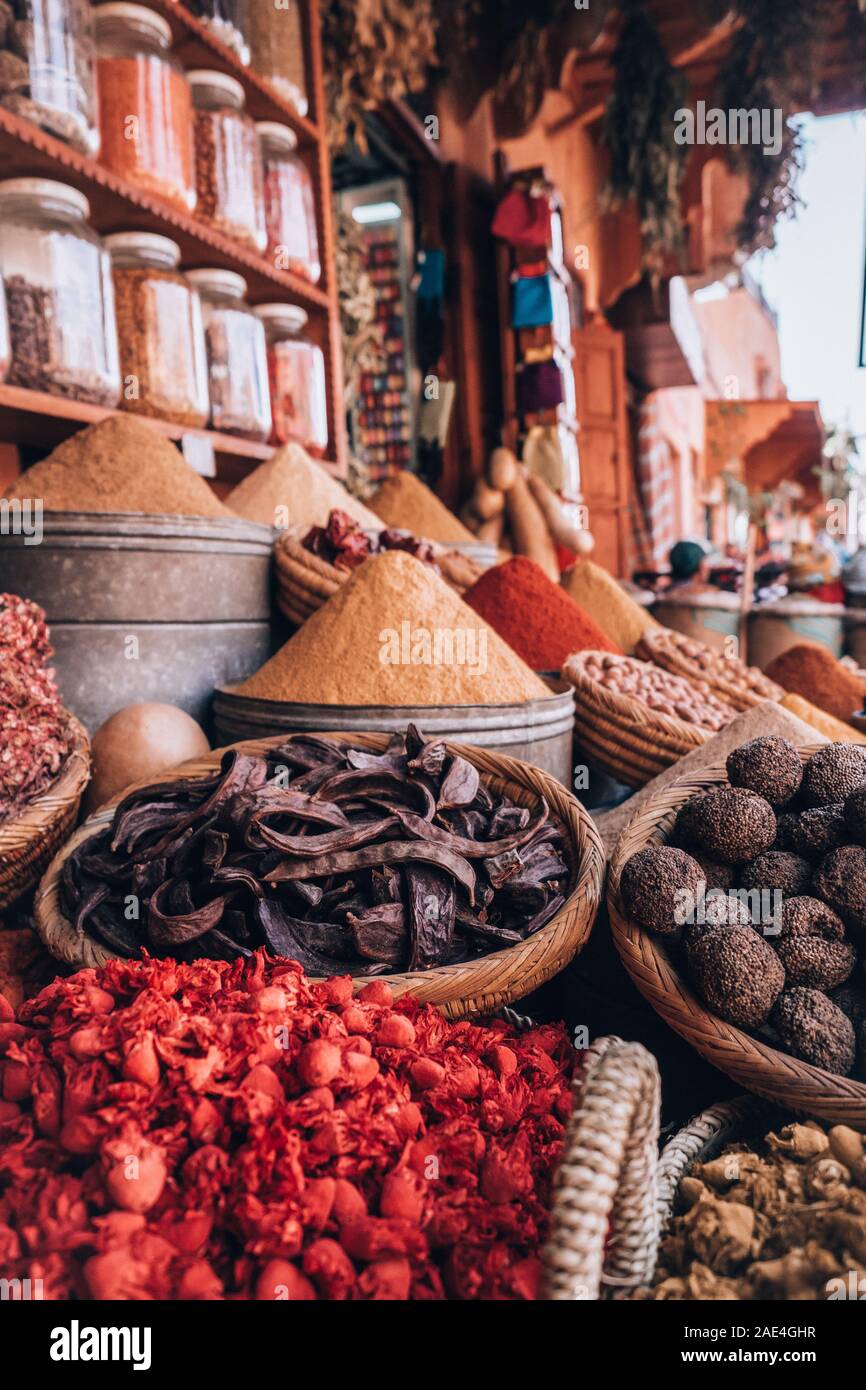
[[766, 642, 866, 727], [226, 444, 380, 530], [3, 417, 231, 519], [234, 550, 550, 706], [370, 470, 475, 545]]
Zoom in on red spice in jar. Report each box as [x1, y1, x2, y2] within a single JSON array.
[[97, 56, 196, 212], [464, 555, 622, 670], [0, 954, 577, 1300]]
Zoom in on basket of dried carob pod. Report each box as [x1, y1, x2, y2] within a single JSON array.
[[35, 724, 605, 1018]]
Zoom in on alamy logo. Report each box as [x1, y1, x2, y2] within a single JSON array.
[[50, 1320, 152, 1371], [379, 622, 487, 675], [0, 1276, 43, 1299], [0, 497, 43, 544], [674, 100, 783, 157]]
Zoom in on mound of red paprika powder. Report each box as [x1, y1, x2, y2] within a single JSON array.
[[0, 954, 577, 1300], [463, 555, 621, 671]]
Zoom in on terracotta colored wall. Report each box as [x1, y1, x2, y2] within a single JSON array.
[[694, 288, 785, 401], [436, 87, 642, 313]]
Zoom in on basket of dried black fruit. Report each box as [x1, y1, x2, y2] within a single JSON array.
[[608, 737, 866, 1130], [35, 725, 605, 1019]]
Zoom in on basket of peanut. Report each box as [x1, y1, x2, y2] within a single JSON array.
[[561, 650, 739, 788]]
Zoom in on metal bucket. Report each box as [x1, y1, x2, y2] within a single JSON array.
[[748, 599, 846, 670], [0, 511, 274, 731], [212, 680, 576, 787], [651, 594, 741, 653]]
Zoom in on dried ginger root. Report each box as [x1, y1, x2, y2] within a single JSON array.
[[633, 1118, 866, 1301]]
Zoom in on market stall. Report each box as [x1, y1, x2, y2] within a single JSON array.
[[0, 0, 865, 1325]]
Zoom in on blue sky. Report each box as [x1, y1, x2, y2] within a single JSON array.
[[747, 110, 866, 444]]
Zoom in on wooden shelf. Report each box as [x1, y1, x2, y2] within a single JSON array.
[[0, 0, 347, 477], [149, 0, 321, 147], [0, 109, 329, 313], [0, 384, 275, 475]]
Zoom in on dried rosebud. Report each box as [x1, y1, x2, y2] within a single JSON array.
[[176, 1259, 222, 1300], [358, 981, 393, 1007], [104, 1142, 167, 1214], [487, 1044, 518, 1077], [332, 1179, 368, 1227], [380, 1168, 425, 1224], [299, 1177, 335, 1231], [303, 1238, 356, 1299], [122, 1035, 160, 1087], [297, 1039, 341, 1088], [357, 1256, 411, 1300], [341, 1052, 379, 1089], [255, 1259, 316, 1301], [410, 1058, 445, 1091], [375, 1014, 416, 1048]]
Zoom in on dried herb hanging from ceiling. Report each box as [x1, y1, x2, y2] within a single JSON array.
[[599, 0, 688, 275], [322, 0, 439, 151], [718, 0, 836, 254]]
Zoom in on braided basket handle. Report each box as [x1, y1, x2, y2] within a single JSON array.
[[541, 1035, 661, 1300]]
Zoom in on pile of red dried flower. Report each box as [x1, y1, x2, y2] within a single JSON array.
[[0, 593, 71, 822], [303, 508, 437, 572], [0, 953, 577, 1300]]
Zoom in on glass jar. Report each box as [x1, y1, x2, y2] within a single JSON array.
[[94, 3, 195, 214], [256, 303, 327, 456], [186, 269, 271, 441], [0, 178, 119, 404], [189, 69, 266, 254], [0, 0, 98, 155], [106, 231, 209, 428], [257, 121, 320, 283], [247, 0, 307, 116], [186, 0, 249, 65]]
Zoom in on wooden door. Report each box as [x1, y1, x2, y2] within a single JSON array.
[[572, 322, 631, 577]]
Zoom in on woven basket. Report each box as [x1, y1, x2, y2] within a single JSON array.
[[542, 1034, 661, 1299], [274, 531, 485, 627], [636, 626, 784, 712], [608, 744, 866, 1129], [0, 715, 91, 911], [562, 650, 720, 789], [34, 731, 605, 1020], [273, 531, 346, 626]]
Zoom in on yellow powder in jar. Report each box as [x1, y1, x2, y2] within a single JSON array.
[[226, 444, 380, 530], [561, 559, 657, 654], [234, 550, 550, 706], [780, 693, 866, 746], [370, 471, 475, 545]]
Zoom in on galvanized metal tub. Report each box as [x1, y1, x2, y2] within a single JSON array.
[[0, 511, 274, 731], [212, 679, 576, 786]]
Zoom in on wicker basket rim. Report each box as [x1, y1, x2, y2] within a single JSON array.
[[608, 742, 866, 1113], [0, 713, 90, 848], [563, 649, 737, 742], [637, 626, 784, 701], [36, 730, 606, 1005]]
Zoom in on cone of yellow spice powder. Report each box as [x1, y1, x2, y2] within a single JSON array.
[[234, 550, 550, 706]]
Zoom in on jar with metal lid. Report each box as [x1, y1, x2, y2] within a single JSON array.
[[247, 0, 307, 116], [186, 268, 271, 441], [257, 121, 320, 283], [0, 0, 99, 154], [106, 231, 209, 428], [186, 0, 249, 64], [189, 69, 266, 254], [94, 3, 195, 214], [256, 303, 327, 456], [0, 178, 120, 405]]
